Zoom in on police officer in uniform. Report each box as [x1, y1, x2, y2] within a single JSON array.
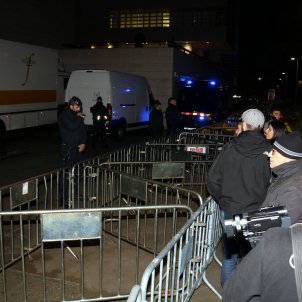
[[58, 96, 87, 167], [90, 96, 108, 147], [58, 96, 87, 208]]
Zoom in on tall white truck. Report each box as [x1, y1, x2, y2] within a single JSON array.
[[0, 38, 60, 136], [65, 70, 154, 138]]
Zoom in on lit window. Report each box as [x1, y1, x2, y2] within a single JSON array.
[[110, 10, 170, 29]]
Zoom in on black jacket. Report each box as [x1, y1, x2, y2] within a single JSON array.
[[262, 160, 302, 223], [58, 107, 87, 147], [149, 109, 164, 138], [207, 131, 271, 215], [223, 227, 298, 302], [165, 104, 181, 133], [90, 102, 108, 121]]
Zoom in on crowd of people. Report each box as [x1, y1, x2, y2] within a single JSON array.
[[148, 97, 182, 138], [58, 95, 302, 301], [208, 106, 302, 301]]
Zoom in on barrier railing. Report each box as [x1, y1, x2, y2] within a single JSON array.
[[72, 166, 204, 210], [178, 131, 234, 145], [0, 205, 193, 302], [127, 196, 223, 302], [100, 161, 213, 199]]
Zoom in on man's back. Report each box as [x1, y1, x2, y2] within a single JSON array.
[[91, 102, 108, 119], [207, 130, 271, 214]]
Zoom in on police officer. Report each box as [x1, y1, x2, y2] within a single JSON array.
[[58, 96, 87, 168], [58, 96, 87, 208], [90, 96, 108, 147]]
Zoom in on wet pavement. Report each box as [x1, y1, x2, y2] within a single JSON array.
[[0, 124, 151, 187], [0, 124, 223, 302]]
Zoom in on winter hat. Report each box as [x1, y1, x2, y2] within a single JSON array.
[[68, 96, 82, 107], [241, 109, 265, 128], [273, 131, 302, 159]]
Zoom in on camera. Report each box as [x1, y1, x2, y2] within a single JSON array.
[[224, 206, 291, 247]]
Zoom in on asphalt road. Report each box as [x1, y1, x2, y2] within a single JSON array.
[[0, 124, 151, 187]]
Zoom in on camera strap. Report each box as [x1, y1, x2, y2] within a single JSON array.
[[291, 223, 302, 302]]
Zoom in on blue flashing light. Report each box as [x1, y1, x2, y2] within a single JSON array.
[[187, 80, 192, 85], [199, 116, 205, 121], [209, 80, 216, 86], [124, 88, 132, 93]]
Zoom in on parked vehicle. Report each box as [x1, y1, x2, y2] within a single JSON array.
[[0, 38, 66, 136], [65, 70, 154, 139], [177, 80, 228, 129]]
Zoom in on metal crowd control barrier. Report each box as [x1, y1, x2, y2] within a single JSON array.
[[100, 161, 213, 200], [108, 141, 221, 163], [71, 166, 205, 210], [127, 196, 223, 302], [178, 131, 234, 145], [194, 125, 236, 135], [0, 205, 193, 302], [0, 163, 204, 212]]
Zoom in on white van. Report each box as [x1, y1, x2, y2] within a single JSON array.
[[65, 70, 154, 139]]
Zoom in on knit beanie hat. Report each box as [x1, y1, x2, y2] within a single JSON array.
[[241, 109, 265, 128], [273, 131, 302, 159]]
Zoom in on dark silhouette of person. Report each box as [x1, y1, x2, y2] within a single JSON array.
[[165, 97, 182, 135], [90, 96, 108, 147], [149, 100, 164, 138]]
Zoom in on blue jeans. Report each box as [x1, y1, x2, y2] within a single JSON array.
[[220, 210, 239, 287]]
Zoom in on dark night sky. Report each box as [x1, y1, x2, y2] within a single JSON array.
[[237, 1, 302, 95]]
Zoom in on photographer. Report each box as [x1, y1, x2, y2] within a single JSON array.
[[223, 225, 300, 302]]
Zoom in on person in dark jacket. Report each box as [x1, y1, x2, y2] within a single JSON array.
[[149, 100, 164, 138], [262, 131, 302, 224], [207, 108, 271, 287], [222, 226, 299, 302], [58, 96, 87, 167], [90, 96, 109, 147], [58, 96, 87, 208], [165, 97, 182, 135]]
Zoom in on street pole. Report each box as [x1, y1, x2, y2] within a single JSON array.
[[282, 72, 287, 99], [295, 58, 299, 111], [291, 57, 299, 111]]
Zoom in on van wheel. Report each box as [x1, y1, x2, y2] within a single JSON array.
[[115, 126, 125, 140]]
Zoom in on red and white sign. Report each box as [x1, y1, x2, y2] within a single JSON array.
[[185, 145, 207, 154]]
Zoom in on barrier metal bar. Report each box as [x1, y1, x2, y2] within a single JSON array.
[[73, 166, 204, 210], [100, 161, 213, 199], [193, 126, 236, 135], [178, 132, 234, 145], [128, 197, 222, 302], [0, 205, 193, 302]]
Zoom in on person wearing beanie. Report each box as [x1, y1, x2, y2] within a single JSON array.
[[58, 96, 87, 208], [262, 131, 302, 223], [207, 108, 271, 287]]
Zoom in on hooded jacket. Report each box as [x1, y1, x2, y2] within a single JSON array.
[[207, 130, 271, 215], [58, 106, 87, 147], [222, 227, 298, 302], [262, 160, 302, 223]]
